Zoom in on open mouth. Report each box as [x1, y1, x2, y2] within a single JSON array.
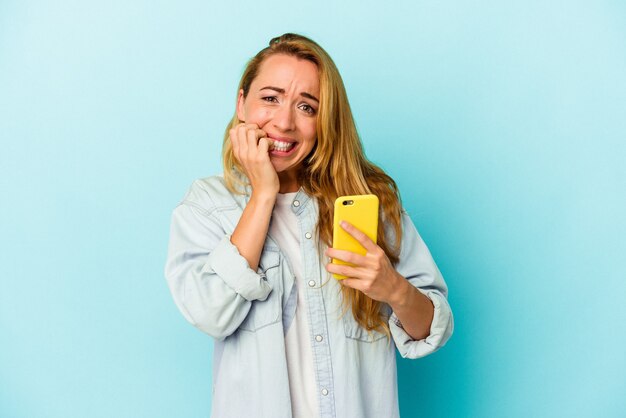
[[268, 136, 298, 155], [271, 139, 296, 153]]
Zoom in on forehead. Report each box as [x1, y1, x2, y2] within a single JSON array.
[[252, 54, 320, 94]]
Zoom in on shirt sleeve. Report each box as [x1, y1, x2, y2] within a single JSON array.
[[388, 211, 454, 359], [164, 197, 272, 340]]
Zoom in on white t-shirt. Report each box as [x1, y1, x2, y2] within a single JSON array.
[[268, 191, 320, 418]]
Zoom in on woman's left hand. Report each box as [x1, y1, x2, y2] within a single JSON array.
[[325, 221, 404, 305]]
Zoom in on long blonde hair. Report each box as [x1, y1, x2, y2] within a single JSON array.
[[222, 33, 403, 340]]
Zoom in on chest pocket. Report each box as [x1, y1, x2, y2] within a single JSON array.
[[238, 249, 282, 332], [342, 304, 391, 343]]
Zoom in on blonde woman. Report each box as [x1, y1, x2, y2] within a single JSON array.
[[164, 33, 454, 418]]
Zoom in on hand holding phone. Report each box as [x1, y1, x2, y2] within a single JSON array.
[[331, 194, 379, 280]]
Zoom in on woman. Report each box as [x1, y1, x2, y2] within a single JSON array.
[[164, 33, 453, 418]]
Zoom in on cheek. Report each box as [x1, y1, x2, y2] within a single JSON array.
[[298, 117, 316, 137], [304, 123, 317, 146], [245, 106, 272, 126]]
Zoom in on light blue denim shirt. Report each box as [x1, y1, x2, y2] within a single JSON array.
[[164, 175, 454, 418]]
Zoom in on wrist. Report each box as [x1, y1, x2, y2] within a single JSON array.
[[388, 273, 412, 308], [250, 190, 277, 206]]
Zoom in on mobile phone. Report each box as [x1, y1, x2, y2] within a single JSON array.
[[331, 194, 379, 280]]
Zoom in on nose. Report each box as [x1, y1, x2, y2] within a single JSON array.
[[272, 103, 296, 132]]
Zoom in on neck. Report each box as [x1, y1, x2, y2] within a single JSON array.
[[279, 182, 300, 193], [278, 171, 300, 193]]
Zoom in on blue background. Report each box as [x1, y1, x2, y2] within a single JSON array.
[[1, 1, 625, 417]]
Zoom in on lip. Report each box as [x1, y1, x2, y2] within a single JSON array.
[[266, 133, 297, 144], [266, 133, 299, 156]]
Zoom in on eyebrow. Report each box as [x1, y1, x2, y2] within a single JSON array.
[[260, 86, 319, 103]]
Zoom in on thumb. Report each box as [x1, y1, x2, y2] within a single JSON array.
[[259, 137, 274, 152]]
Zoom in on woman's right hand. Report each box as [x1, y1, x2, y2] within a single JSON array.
[[229, 123, 278, 271], [229, 123, 279, 198]]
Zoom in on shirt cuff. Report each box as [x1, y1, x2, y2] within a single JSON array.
[[206, 235, 273, 302], [389, 288, 454, 359]]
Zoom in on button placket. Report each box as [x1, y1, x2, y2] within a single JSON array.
[[299, 204, 336, 416]]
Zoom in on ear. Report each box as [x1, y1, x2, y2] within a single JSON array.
[[236, 89, 245, 122]]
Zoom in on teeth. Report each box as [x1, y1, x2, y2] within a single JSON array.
[[271, 140, 295, 152]]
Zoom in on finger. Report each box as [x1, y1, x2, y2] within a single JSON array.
[[246, 129, 262, 160], [235, 122, 253, 133], [236, 123, 265, 139], [229, 128, 241, 160], [338, 278, 363, 291], [254, 128, 267, 140], [247, 128, 263, 145], [326, 247, 367, 266], [340, 221, 379, 252], [326, 262, 365, 280], [237, 125, 249, 157], [258, 136, 272, 153], [254, 129, 272, 150], [238, 123, 262, 134]]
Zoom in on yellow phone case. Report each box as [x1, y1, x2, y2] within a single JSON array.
[[332, 194, 379, 280]]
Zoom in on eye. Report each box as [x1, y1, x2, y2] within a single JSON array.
[[262, 96, 278, 103], [299, 103, 317, 115]]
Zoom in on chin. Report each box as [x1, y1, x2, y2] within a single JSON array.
[[270, 161, 288, 173]]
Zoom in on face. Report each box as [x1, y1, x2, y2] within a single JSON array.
[[237, 54, 319, 182]]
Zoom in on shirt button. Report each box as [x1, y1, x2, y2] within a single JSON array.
[[293, 200, 300, 207], [308, 280, 316, 287], [305, 232, 312, 239], [315, 335, 323, 342], [321, 388, 329, 396]]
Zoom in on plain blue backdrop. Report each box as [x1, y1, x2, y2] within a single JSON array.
[[1, 1, 625, 417]]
